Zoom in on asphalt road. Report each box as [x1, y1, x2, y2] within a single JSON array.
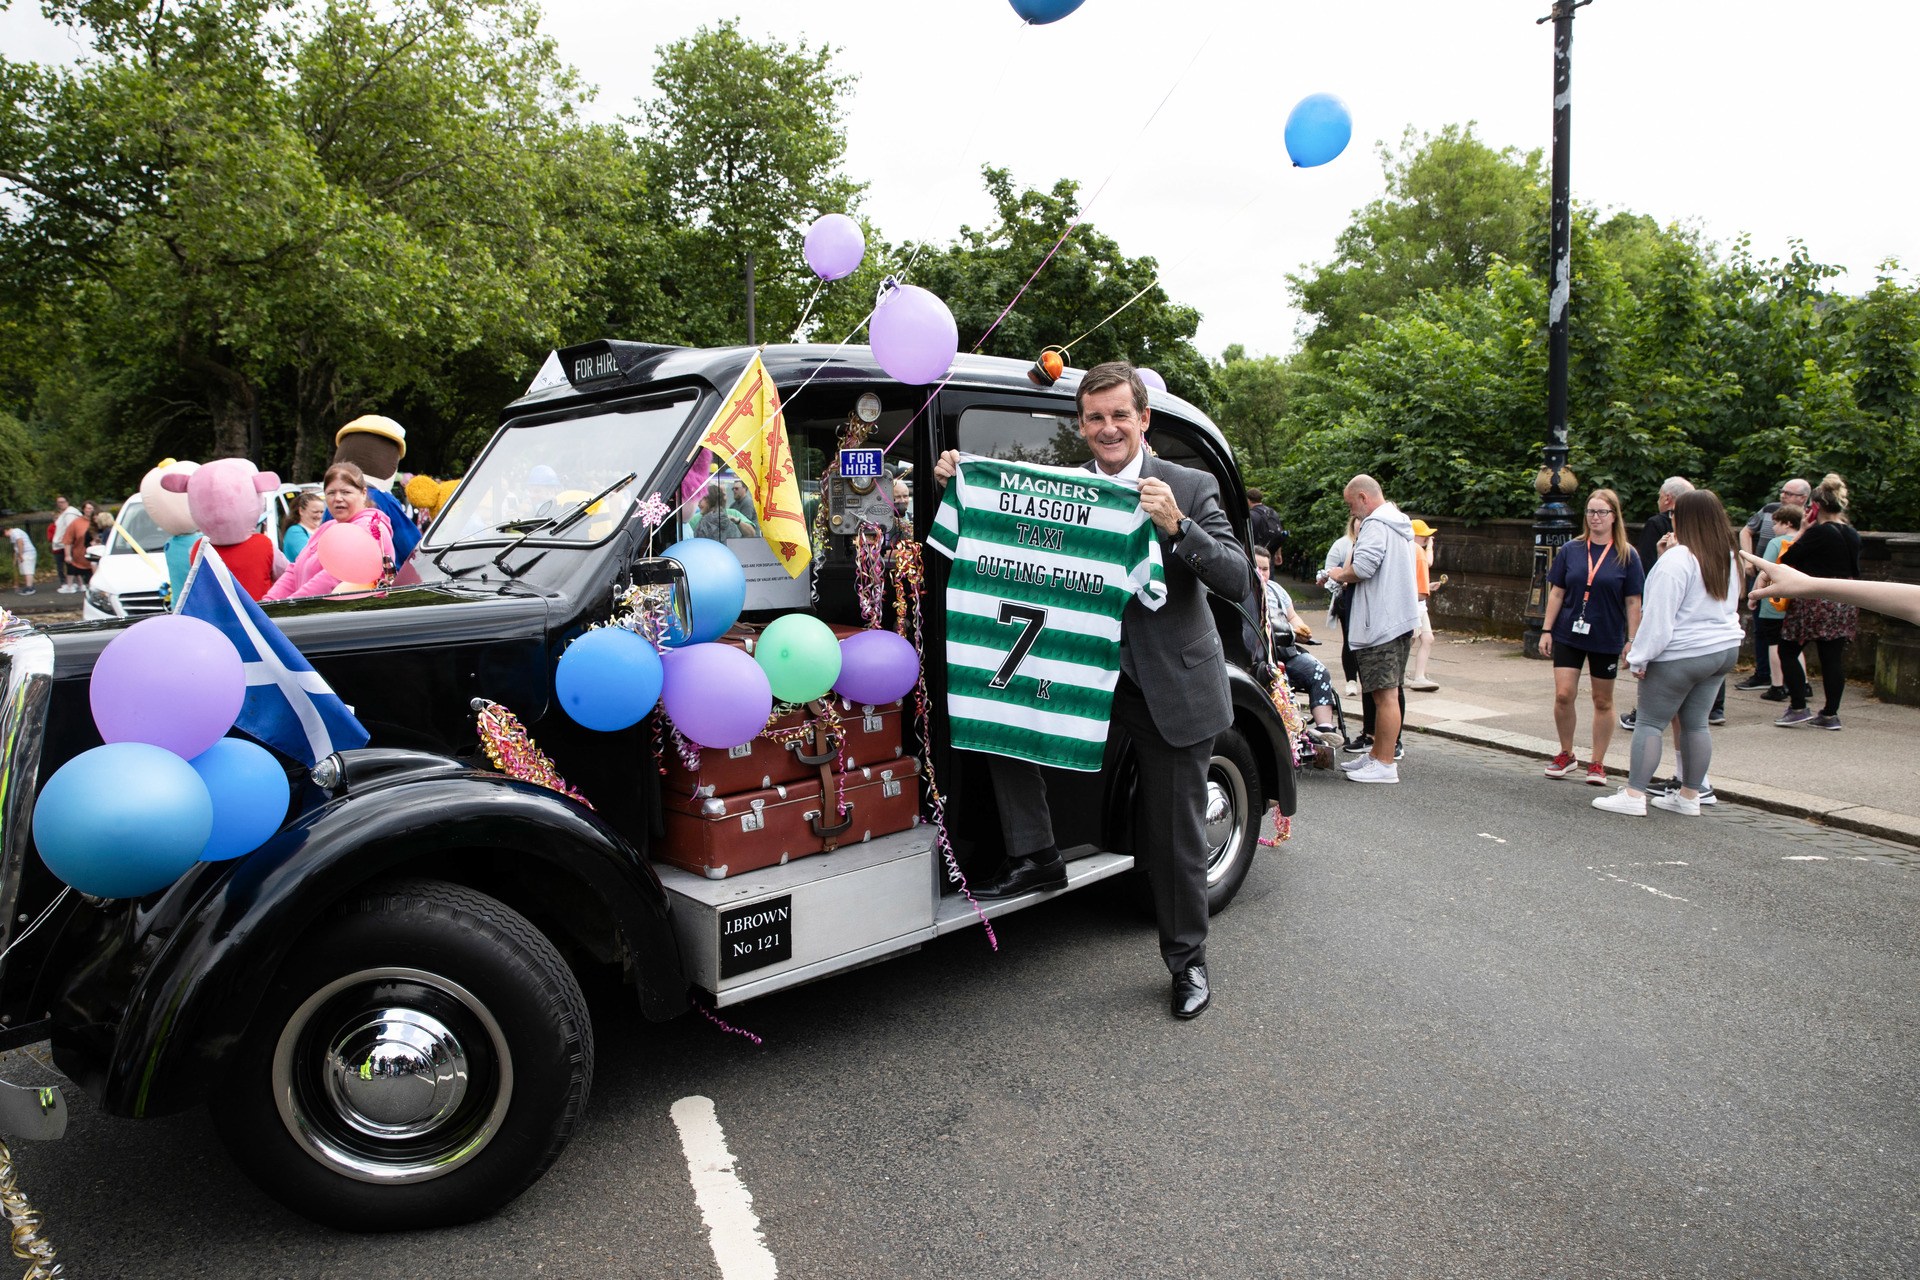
[[6, 736, 1917, 1278]]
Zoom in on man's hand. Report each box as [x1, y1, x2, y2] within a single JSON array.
[[1657, 531, 1676, 554], [931, 450, 961, 488], [1138, 476, 1184, 535]]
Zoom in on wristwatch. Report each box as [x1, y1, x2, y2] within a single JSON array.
[[1172, 516, 1194, 542]]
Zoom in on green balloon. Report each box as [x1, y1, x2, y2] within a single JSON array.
[[754, 614, 844, 705]]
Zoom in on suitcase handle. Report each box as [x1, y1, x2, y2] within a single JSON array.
[[791, 732, 839, 766], [810, 804, 853, 838]]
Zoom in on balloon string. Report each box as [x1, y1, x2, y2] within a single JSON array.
[[1060, 277, 1161, 354], [787, 277, 830, 342], [954, 22, 1213, 367]]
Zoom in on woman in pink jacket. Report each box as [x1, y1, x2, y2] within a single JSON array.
[[265, 462, 395, 600]]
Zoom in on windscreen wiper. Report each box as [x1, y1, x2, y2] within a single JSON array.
[[490, 472, 639, 578]]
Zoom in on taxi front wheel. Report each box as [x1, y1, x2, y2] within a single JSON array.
[[213, 878, 594, 1231]]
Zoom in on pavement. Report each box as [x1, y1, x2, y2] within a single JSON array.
[[1309, 619, 1920, 848]]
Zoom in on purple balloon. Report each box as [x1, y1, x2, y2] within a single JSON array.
[[90, 614, 244, 759], [804, 213, 865, 282], [870, 284, 958, 385], [835, 630, 921, 706], [1137, 367, 1168, 393], [660, 642, 773, 750]]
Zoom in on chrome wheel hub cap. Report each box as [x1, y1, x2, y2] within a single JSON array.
[[1204, 757, 1249, 885], [273, 966, 513, 1184]]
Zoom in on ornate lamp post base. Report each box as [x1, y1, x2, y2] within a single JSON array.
[[1523, 460, 1578, 657]]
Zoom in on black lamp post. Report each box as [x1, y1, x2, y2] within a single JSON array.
[[1524, 0, 1592, 658]]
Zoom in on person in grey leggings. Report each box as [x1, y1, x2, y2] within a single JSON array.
[[1628, 646, 1738, 794]]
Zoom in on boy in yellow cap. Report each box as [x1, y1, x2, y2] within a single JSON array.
[[1406, 518, 1440, 690]]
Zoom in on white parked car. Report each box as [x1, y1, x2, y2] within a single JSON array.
[[82, 495, 171, 620]]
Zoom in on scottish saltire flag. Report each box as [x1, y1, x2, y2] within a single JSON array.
[[176, 547, 370, 765]]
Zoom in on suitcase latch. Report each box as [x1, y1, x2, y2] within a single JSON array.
[[863, 713, 882, 734], [728, 742, 754, 760], [740, 799, 766, 833], [881, 776, 902, 799]]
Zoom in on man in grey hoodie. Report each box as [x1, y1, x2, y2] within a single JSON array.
[[1327, 475, 1419, 783]]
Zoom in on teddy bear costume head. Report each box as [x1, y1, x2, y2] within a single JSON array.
[[334, 415, 406, 488]]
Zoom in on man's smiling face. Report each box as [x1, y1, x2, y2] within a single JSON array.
[[1078, 382, 1148, 474]]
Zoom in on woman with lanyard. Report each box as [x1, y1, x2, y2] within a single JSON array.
[[1539, 488, 1645, 784]]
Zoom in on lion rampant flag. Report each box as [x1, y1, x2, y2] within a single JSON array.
[[696, 354, 811, 577]]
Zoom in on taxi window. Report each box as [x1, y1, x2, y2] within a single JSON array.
[[957, 406, 1089, 469]]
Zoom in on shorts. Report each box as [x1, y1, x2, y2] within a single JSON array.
[[1413, 600, 1432, 637], [1353, 632, 1411, 693], [16, 550, 35, 575], [1551, 642, 1619, 680]]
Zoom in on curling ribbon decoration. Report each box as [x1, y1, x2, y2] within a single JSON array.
[[889, 538, 996, 950], [0, 1134, 62, 1278]]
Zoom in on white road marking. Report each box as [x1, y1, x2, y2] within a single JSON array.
[[672, 1095, 778, 1279], [1587, 867, 1691, 903], [1477, 833, 1507, 843], [1782, 855, 1829, 861]]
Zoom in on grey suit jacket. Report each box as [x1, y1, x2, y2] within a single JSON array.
[[1097, 454, 1252, 749]]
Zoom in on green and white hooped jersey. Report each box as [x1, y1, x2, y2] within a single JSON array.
[[927, 455, 1166, 771]]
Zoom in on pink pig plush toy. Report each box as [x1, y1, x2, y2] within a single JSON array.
[[160, 458, 287, 600]]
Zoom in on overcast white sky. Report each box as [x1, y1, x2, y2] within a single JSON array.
[[7, 1, 1917, 359]]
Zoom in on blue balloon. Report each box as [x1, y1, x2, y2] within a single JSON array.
[[34, 743, 212, 898], [660, 537, 747, 647], [1010, 0, 1086, 22], [556, 626, 664, 732], [189, 738, 291, 861], [1284, 93, 1353, 168]]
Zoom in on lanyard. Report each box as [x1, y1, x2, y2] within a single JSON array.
[[1577, 540, 1607, 616]]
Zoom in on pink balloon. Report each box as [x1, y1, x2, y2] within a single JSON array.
[[90, 614, 244, 758], [870, 284, 958, 385], [660, 643, 773, 749], [804, 213, 865, 281], [316, 521, 383, 584], [834, 630, 920, 706]]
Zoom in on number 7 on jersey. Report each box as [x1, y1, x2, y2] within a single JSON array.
[[989, 601, 1049, 689]]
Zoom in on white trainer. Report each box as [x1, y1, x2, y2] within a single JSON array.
[[1651, 791, 1701, 816], [1592, 787, 1647, 816], [1345, 758, 1399, 784], [1339, 753, 1375, 772]]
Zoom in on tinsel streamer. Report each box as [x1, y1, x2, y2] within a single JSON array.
[[889, 540, 997, 950], [474, 701, 593, 808], [1268, 670, 1307, 768], [0, 1136, 62, 1279], [650, 712, 670, 779], [1258, 813, 1293, 848], [697, 1004, 764, 1047]]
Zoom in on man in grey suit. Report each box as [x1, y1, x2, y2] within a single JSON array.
[[932, 361, 1251, 1019]]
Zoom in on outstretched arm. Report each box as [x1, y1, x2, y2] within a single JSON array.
[[1741, 551, 1920, 625]]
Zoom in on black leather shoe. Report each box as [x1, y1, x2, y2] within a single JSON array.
[[1171, 964, 1211, 1019], [974, 854, 1067, 899]]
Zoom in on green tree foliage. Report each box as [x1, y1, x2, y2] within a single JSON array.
[[631, 19, 863, 348], [1272, 128, 1920, 555], [0, 410, 40, 511], [2, 0, 629, 484], [1211, 345, 1294, 481], [906, 167, 1212, 408], [1290, 125, 1547, 359]]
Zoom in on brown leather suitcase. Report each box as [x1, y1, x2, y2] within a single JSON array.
[[657, 755, 923, 880], [660, 704, 826, 798]]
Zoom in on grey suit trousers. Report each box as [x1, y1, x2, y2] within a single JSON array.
[[986, 677, 1212, 973]]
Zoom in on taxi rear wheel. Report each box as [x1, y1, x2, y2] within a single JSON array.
[[213, 879, 593, 1231]]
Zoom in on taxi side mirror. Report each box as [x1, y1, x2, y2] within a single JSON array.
[[627, 556, 694, 641]]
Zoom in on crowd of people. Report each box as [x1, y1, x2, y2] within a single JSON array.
[[6, 494, 104, 596], [1255, 468, 1881, 816]]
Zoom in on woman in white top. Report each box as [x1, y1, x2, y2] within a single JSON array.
[[1593, 489, 1744, 817]]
